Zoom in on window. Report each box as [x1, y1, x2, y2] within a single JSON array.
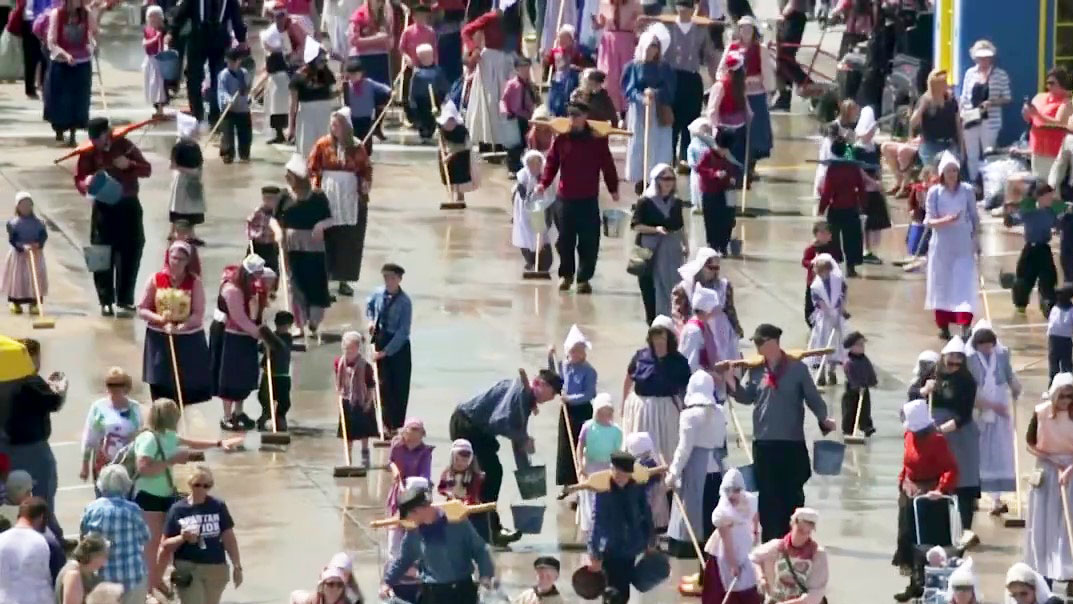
[[1058, 0, 1073, 75]]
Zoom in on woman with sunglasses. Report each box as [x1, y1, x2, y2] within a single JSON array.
[[79, 367, 143, 493], [918, 335, 980, 542], [159, 465, 242, 604], [1006, 562, 1064, 604], [672, 247, 744, 363], [1025, 372, 1073, 590], [1024, 68, 1073, 180], [291, 567, 352, 604], [632, 163, 686, 325], [944, 560, 981, 604]]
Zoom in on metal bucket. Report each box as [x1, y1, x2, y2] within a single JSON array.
[[87, 171, 122, 205], [631, 551, 671, 592], [82, 245, 111, 273], [739, 464, 757, 492], [999, 271, 1015, 290], [812, 440, 845, 476], [515, 465, 547, 500], [156, 50, 181, 82], [510, 504, 545, 534], [601, 208, 630, 238], [525, 198, 549, 235], [728, 237, 743, 258]]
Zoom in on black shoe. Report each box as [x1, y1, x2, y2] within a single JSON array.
[[67, 130, 76, 146], [101, 305, 114, 317], [256, 417, 270, 432], [236, 412, 256, 430], [496, 528, 522, 544], [276, 417, 288, 432], [54, 131, 63, 142], [577, 281, 593, 294], [770, 90, 792, 111], [220, 417, 243, 432], [939, 326, 952, 340], [267, 134, 285, 144], [861, 253, 883, 265], [894, 585, 923, 602], [846, 266, 859, 278], [338, 282, 354, 296], [558, 277, 573, 291], [221, 156, 234, 164]]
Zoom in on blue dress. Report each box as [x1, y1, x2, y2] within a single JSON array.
[[621, 60, 676, 183]]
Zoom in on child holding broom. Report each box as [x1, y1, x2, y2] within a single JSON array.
[[1, 192, 47, 315], [335, 331, 379, 467]]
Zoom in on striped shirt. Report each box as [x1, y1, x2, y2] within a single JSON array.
[[959, 65, 1011, 131]]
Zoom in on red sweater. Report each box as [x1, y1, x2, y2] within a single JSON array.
[[462, 11, 504, 51], [801, 241, 843, 284], [539, 128, 619, 200], [818, 162, 864, 214], [695, 149, 737, 194], [74, 137, 153, 197], [898, 430, 958, 493]]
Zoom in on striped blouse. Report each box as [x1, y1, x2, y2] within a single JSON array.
[[959, 65, 1011, 130]]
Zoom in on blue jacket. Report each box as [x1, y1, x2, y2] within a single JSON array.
[[216, 67, 251, 113], [455, 378, 535, 468], [588, 479, 653, 560], [365, 287, 412, 357], [384, 512, 495, 585]]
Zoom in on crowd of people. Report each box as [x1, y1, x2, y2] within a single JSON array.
[[3, 0, 1073, 600]]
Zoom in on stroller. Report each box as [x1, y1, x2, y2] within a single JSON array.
[[911, 495, 965, 603]]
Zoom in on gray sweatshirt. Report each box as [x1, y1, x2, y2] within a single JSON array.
[[730, 357, 829, 442]]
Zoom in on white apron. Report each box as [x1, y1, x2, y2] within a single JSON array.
[[977, 351, 1016, 493], [924, 184, 979, 313], [322, 0, 358, 59], [143, 55, 166, 105], [296, 99, 335, 157], [709, 278, 740, 362], [704, 493, 759, 591], [511, 175, 556, 251], [465, 48, 520, 148], [168, 169, 206, 215], [265, 72, 291, 119], [807, 274, 846, 366], [322, 169, 360, 226]]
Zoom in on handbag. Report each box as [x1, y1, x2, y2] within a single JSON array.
[[83, 244, 112, 273], [781, 550, 828, 604], [626, 245, 654, 276], [657, 103, 674, 127]]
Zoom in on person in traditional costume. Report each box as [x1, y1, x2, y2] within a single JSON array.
[[965, 320, 1021, 516], [366, 262, 413, 435], [672, 248, 744, 363], [1025, 372, 1073, 587], [209, 253, 278, 431], [593, 0, 639, 114], [381, 485, 496, 604], [806, 253, 847, 386], [437, 100, 478, 204], [279, 154, 333, 339], [409, 43, 449, 143], [513, 150, 555, 273], [512, 557, 563, 604], [437, 438, 488, 540], [575, 393, 622, 536], [892, 398, 958, 602], [136, 240, 212, 406], [335, 330, 378, 467], [925, 152, 980, 340], [622, 25, 675, 193], [387, 419, 435, 556], [262, 8, 305, 144], [1007, 563, 1065, 604], [666, 371, 726, 558], [730, 324, 835, 541], [840, 331, 876, 437], [321, 0, 358, 61], [75, 117, 152, 318], [750, 507, 829, 604], [660, 0, 718, 171], [501, 56, 539, 173], [289, 37, 337, 157], [43, 0, 95, 146], [538, 0, 574, 59], [308, 107, 371, 298], [625, 431, 669, 529], [723, 16, 775, 178], [853, 106, 891, 264], [399, 5, 436, 126], [702, 468, 761, 604], [706, 51, 749, 171], [570, 68, 619, 124], [543, 25, 584, 117], [679, 286, 721, 373], [142, 6, 167, 118], [167, 113, 206, 244], [818, 139, 865, 277], [633, 163, 687, 324], [548, 324, 596, 496], [347, 0, 394, 91], [463, 9, 519, 153], [919, 335, 981, 539], [621, 315, 691, 465], [2, 192, 47, 315], [343, 58, 392, 155], [435, 0, 466, 83], [449, 369, 563, 545]]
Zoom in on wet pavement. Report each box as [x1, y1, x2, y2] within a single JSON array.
[[0, 1, 1045, 601]]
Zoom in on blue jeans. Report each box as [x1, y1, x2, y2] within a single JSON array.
[[918, 139, 958, 168]]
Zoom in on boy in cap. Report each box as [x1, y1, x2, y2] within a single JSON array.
[[841, 330, 877, 437], [511, 557, 563, 603], [408, 43, 450, 143], [344, 58, 393, 155], [217, 47, 253, 164], [247, 186, 281, 279], [587, 451, 655, 604], [500, 55, 539, 174], [569, 69, 617, 126], [1006, 181, 1060, 316], [382, 485, 496, 604], [257, 310, 295, 431]]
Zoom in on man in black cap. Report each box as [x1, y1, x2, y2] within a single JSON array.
[[587, 451, 655, 604], [166, 0, 248, 124], [382, 485, 495, 604], [74, 118, 153, 317], [365, 263, 413, 435], [450, 369, 563, 545], [535, 101, 620, 294], [514, 556, 562, 603], [726, 323, 836, 541]]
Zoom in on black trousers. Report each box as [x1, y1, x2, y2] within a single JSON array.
[[553, 197, 601, 282], [1012, 242, 1057, 312], [21, 21, 43, 97], [556, 402, 593, 485], [1049, 335, 1073, 382], [251, 241, 280, 276], [826, 207, 863, 267], [776, 10, 808, 89], [219, 111, 252, 160], [506, 117, 529, 173], [672, 70, 704, 161], [1062, 241, 1073, 283], [804, 285, 814, 326], [841, 386, 874, 435], [638, 271, 658, 325], [521, 246, 553, 272], [351, 115, 375, 156], [376, 342, 412, 431], [90, 197, 145, 307], [955, 487, 977, 531], [449, 410, 505, 534], [184, 45, 226, 122], [602, 555, 636, 604], [258, 375, 292, 422], [754, 440, 810, 542], [701, 191, 735, 254], [701, 471, 722, 541], [418, 580, 478, 604]]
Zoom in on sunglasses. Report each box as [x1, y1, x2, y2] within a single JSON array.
[[704, 263, 719, 270], [657, 175, 676, 181], [105, 382, 126, 388], [191, 483, 213, 489], [1009, 591, 1032, 599], [324, 581, 345, 588]]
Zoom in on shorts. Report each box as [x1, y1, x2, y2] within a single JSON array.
[[134, 490, 177, 513]]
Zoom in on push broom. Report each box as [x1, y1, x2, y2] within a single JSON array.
[[27, 249, 54, 329], [369, 340, 391, 449], [843, 388, 867, 445], [333, 394, 366, 477], [167, 329, 204, 461], [260, 352, 290, 446]]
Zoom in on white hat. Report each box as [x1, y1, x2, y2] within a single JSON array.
[[650, 315, 675, 332], [946, 558, 980, 602], [261, 267, 277, 280], [643, 162, 675, 198], [737, 15, 758, 29], [176, 112, 199, 139], [302, 35, 322, 64], [333, 106, 352, 123], [917, 350, 941, 365], [328, 552, 353, 572], [563, 324, 591, 352], [686, 370, 714, 398], [451, 438, 473, 453], [404, 476, 431, 490], [938, 151, 961, 174], [1050, 372, 1073, 399], [261, 25, 283, 51], [791, 507, 819, 524], [902, 399, 933, 432], [14, 191, 32, 204], [687, 117, 710, 136], [319, 567, 347, 584], [242, 253, 266, 274], [146, 5, 163, 19], [625, 432, 655, 457], [1006, 562, 1052, 604], [285, 153, 308, 179], [592, 392, 614, 413], [691, 286, 719, 314], [970, 39, 996, 59], [416, 43, 434, 56], [437, 100, 463, 126], [941, 335, 966, 356], [557, 23, 575, 36], [677, 248, 720, 295]]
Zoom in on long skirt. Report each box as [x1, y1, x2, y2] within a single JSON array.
[[863, 190, 892, 231], [744, 93, 772, 161], [625, 101, 673, 183], [597, 30, 635, 112], [295, 99, 335, 157], [437, 26, 463, 83], [465, 49, 520, 148], [288, 249, 331, 315], [556, 402, 593, 485], [439, 148, 479, 193], [932, 408, 981, 490], [978, 414, 1016, 493], [0, 248, 46, 304], [621, 391, 680, 466], [892, 491, 955, 567], [337, 398, 380, 441], [642, 459, 671, 529], [324, 218, 366, 281], [43, 60, 91, 131], [377, 342, 412, 431], [5, 441, 57, 511], [142, 328, 213, 404], [667, 445, 714, 552], [702, 558, 763, 604], [1025, 455, 1073, 580], [265, 71, 291, 130], [168, 169, 206, 219], [577, 459, 608, 532], [208, 321, 260, 401], [143, 55, 167, 105]]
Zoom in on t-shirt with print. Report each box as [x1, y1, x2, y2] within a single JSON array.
[[164, 496, 234, 565], [132, 430, 180, 498]]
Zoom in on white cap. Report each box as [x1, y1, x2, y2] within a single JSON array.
[[791, 507, 819, 524], [1050, 372, 1073, 399], [691, 286, 719, 314], [14, 191, 32, 204], [970, 39, 996, 59], [938, 151, 961, 174], [592, 393, 613, 413], [242, 253, 266, 274], [625, 432, 655, 457], [902, 399, 932, 432], [941, 336, 966, 356], [302, 36, 321, 64], [176, 112, 199, 139], [650, 315, 675, 332], [285, 154, 308, 179], [563, 324, 591, 352]]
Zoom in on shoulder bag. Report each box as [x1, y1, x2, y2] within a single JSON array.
[[781, 549, 828, 604]]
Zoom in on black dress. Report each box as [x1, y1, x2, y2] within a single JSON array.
[[168, 140, 205, 224], [278, 191, 332, 310], [855, 144, 892, 231]]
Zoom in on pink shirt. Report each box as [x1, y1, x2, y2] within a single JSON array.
[[349, 2, 394, 56], [221, 282, 262, 337], [284, 0, 312, 16], [399, 22, 436, 63]]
